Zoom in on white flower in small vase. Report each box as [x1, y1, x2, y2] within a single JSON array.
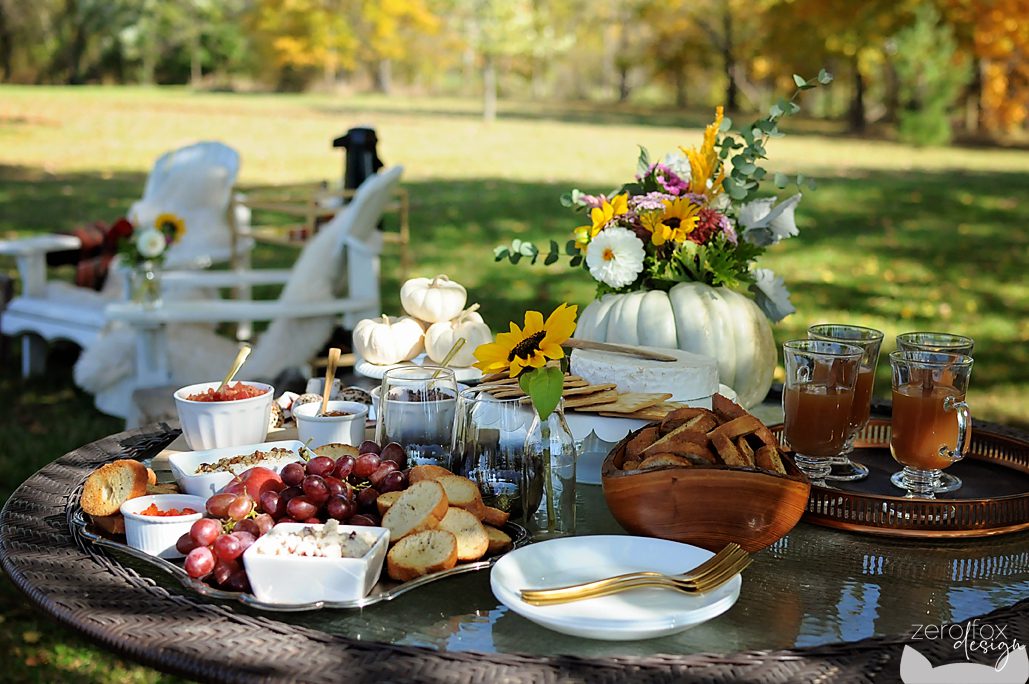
[[739, 193, 802, 247], [585, 226, 646, 289], [135, 228, 167, 260]]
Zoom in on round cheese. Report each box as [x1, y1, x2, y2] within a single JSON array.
[[569, 346, 719, 402]]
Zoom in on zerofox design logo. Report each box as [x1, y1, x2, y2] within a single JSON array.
[[900, 645, 1028, 684]]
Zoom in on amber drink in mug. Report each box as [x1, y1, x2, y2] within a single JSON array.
[[782, 340, 864, 483], [808, 324, 884, 482], [888, 351, 973, 499]]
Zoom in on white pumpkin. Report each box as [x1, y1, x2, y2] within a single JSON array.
[[353, 315, 425, 365], [424, 304, 493, 367], [400, 274, 467, 323], [575, 282, 776, 408]]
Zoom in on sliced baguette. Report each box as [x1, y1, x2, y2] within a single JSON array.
[[438, 507, 489, 561], [482, 505, 510, 527], [386, 530, 458, 581], [435, 476, 487, 520], [90, 513, 126, 536], [314, 443, 360, 460], [380, 480, 449, 542], [80, 460, 149, 517], [408, 464, 454, 483], [485, 525, 513, 554], [375, 490, 403, 517]]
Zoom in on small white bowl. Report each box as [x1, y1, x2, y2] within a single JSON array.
[[120, 494, 206, 559], [167, 439, 307, 497], [174, 381, 274, 450], [293, 400, 369, 449], [242, 523, 389, 604]]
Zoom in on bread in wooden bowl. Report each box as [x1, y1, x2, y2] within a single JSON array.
[[601, 394, 811, 552]]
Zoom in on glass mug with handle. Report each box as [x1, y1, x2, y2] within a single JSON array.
[[888, 351, 973, 499], [894, 332, 973, 493], [782, 340, 864, 483], [807, 324, 884, 482]]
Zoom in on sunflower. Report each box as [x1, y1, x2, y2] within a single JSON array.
[[473, 303, 578, 378], [573, 193, 629, 251], [640, 197, 701, 246], [154, 212, 186, 244]]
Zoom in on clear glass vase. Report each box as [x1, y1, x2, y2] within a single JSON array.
[[522, 402, 577, 540], [131, 260, 162, 308]]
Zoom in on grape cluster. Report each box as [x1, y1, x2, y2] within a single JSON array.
[[178, 440, 408, 590]]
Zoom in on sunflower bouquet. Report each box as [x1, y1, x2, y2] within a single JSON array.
[[494, 71, 832, 323], [118, 212, 186, 267]]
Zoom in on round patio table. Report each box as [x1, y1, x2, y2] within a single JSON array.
[[2, 409, 1027, 683]]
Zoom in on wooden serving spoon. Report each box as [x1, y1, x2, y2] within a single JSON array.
[[216, 344, 252, 393], [320, 347, 342, 415]]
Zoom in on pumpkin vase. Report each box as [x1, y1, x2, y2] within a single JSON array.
[[574, 282, 776, 408]]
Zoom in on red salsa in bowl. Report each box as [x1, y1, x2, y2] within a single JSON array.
[[186, 382, 269, 402]]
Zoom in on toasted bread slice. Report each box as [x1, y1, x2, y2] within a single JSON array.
[[485, 526, 513, 554], [622, 459, 641, 471], [408, 464, 454, 483], [712, 393, 748, 423], [626, 426, 660, 460], [711, 432, 752, 467], [482, 505, 510, 527], [90, 513, 126, 536], [381, 480, 449, 542], [639, 453, 694, 470], [438, 507, 489, 561], [640, 418, 712, 457], [711, 415, 763, 440], [386, 530, 458, 581], [755, 445, 788, 475], [375, 490, 403, 517], [435, 476, 487, 520], [80, 460, 149, 517], [664, 441, 717, 465], [145, 467, 157, 486], [660, 407, 720, 434], [146, 482, 179, 495], [314, 443, 360, 460]]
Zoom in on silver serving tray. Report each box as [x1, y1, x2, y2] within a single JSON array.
[[70, 508, 529, 612]]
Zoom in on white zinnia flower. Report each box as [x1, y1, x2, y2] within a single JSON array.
[[739, 193, 802, 247], [586, 227, 645, 289], [135, 228, 166, 259]]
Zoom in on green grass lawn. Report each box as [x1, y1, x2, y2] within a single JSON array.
[[1, 85, 1027, 681]]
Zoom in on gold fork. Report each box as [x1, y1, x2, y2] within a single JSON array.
[[519, 544, 750, 606]]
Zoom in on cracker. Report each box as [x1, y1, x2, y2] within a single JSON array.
[[562, 383, 617, 396], [600, 401, 686, 421], [573, 392, 672, 414], [563, 388, 621, 409]]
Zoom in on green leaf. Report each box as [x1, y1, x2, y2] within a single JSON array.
[[493, 246, 509, 260], [805, 177, 818, 190], [564, 240, 579, 256], [796, 173, 805, 186], [818, 68, 833, 84], [519, 242, 538, 257], [636, 146, 652, 177], [544, 252, 559, 266], [511, 238, 522, 252], [559, 192, 575, 208], [793, 74, 807, 88], [726, 178, 748, 200], [509, 252, 522, 264], [519, 366, 564, 420], [570, 255, 583, 267], [774, 172, 789, 189], [769, 103, 783, 118], [737, 161, 756, 175]]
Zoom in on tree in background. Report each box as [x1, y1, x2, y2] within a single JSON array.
[[342, 0, 440, 94], [890, 3, 970, 146], [639, 0, 716, 107]]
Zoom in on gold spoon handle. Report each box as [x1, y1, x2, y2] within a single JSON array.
[[217, 344, 252, 393], [320, 347, 342, 415], [431, 338, 466, 379]]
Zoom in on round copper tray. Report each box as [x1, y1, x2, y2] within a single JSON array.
[[769, 418, 1029, 538]]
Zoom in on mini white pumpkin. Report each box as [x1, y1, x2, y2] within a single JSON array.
[[575, 282, 776, 408], [424, 304, 493, 367], [400, 274, 467, 323], [353, 315, 425, 366]]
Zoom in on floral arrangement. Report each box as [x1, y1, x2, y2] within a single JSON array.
[[118, 212, 187, 267], [494, 71, 833, 323]]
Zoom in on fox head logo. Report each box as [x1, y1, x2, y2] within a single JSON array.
[[900, 645, 1028, 684]]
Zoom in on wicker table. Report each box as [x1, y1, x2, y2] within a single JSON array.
[[2, 419, 1027, 683]]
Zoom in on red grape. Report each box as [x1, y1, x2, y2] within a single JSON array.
[[368, 461, 398, 488], [184, 547, 215, 578], [380, 442, 406, 469], [326, 496, 356, 522], [358, 440, 381, 455], [286, 495, 318, 521], [213, 533, 243, 561], [333, 455, 356, 479], [176, 532, 198, 555], [224, 569, 251, 593], [206, 493, 237, 518], [357, 487, 380, 511], [302, 475, 330, 504], [190, 518, 222, 547], [279, 485, 302, 503], [307, 456, 336, 478], [253, 513, 275, 536], [280, 462, 306, 487], [380, 470, 407, 493], [302, 517, 322, 524], [234, 518, 260, 537], [324, 475, 349, 499], [348, 514, 377, 526], [212, 557, 239, 585], [227, 494, 254, 521], [259, 490, 286, 518], [354, 453, 380, 478], [230, 530, 256, 553], [278, 517, 298, 524]]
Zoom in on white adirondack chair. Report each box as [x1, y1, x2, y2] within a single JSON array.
[[0, 141, 249, 377], [83, 165, 403, 423]]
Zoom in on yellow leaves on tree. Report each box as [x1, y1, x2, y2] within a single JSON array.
[[249, 0, 357, 73]]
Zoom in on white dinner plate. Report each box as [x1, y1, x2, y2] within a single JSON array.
[[354, 354, 484, 383], [490, 535, 741, 640]]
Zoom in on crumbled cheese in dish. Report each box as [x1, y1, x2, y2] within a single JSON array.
[[257, 520, 376, 559]]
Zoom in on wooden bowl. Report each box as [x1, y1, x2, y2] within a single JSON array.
[[601, 426, 811, 552]]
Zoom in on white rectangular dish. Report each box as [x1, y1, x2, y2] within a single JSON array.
[[167, 439, 308, 497]]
